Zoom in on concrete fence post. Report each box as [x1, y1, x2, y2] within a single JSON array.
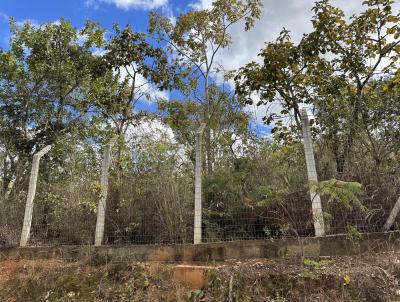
[[194, 124, 206, 245], [300, 109, 325, 237], [4, 177, 16, 201], [20, 145, 52, 247], [384, 196, 400, 231], [95, 143, 112, 246]]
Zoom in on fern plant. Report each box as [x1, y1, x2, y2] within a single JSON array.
[[309, 179, 364, 210]]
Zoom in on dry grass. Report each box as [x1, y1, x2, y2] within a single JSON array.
[[0, 251, 399, 301]]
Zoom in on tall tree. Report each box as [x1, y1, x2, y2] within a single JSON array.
[[0, 19, 106, 199], [158, 85, 250, 165], [234, 28, 325, 133], [311, 0, 400, 174], [93, 24, 176, 139], [87, 24, 176, 209], [149, 0, 262, 173], [235, 0, 400, 176]]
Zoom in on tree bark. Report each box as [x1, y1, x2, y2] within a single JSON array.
[[2, 156, 7, 195], [204, 78, 213, 175]]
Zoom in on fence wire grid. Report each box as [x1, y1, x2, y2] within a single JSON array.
[[1, 182, 398, 246], [0, 124, 399, 247]]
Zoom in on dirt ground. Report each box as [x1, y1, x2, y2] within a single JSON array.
[[0, 251, 399, 301]]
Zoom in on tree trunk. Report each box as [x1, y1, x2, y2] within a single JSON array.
[[2, 156, 7, 195], [204, 77, 213, 175], [114, 131, 124, 211]]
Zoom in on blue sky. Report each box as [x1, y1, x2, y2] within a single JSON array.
[[0, 0, 273, 135], [0, 0, 184, 49], [1, 0, 385, 136]]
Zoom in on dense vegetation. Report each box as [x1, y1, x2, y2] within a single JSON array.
[[0, 0, 399, 245]]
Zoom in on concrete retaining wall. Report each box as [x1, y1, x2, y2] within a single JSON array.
[[0, 232, 398, 263]]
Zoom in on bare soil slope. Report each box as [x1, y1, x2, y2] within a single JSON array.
[[0, 252, 399, 301]]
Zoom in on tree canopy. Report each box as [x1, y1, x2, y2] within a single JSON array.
[[0, 0, 399, 246]]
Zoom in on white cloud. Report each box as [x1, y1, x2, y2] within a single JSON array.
[[118, 65, 169, 102], [161, 3, 177, 24], [189, 0, 390, 75], [0, 12, 10, 46], [223, 0, 398, 74], [85, 0, 100, 9], [187, 0, 400, 129], [89, 0, 168, 10], [126, 119, 190, 166], [127, 119, 175, 143], [92, 48, 106, 56], [16, 19, 40, 28], [189, 0, 213, 10], [0, 12, 8, 23]]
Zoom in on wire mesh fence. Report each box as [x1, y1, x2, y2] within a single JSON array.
[[1, 182, 399, 247], [0, 121, 399, 247]]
